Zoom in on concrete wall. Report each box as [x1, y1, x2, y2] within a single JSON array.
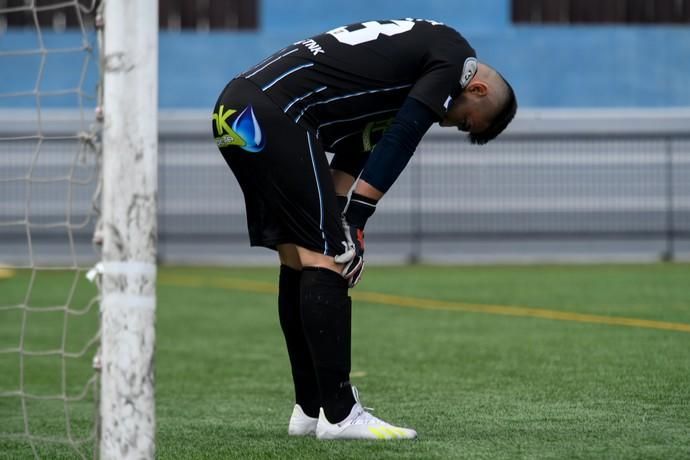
[[2, 0, 690, 109]]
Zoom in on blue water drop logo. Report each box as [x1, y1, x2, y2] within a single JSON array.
[[232, 105, 266, 152]]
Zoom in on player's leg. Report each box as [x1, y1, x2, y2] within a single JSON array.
[[296, 247, 417, 440], [291, 134, 416, 438], [294, 247, 355, 423], [213, 80, 321, 436], [273, 132, 415, 439], [276, 244, 320, 436], [258, 133, 359, 425], [263, 128, 355, 430]]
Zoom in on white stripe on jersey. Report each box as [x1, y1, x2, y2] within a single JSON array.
[[294, 83, 412, 123], [283, 86, 328, 113], [316, 108, 399, 138], [306, 132, 328, 254], [262, 63, 315, 91], [244, 48, 299, 78]]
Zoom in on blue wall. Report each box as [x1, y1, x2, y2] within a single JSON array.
[[2, 0, 690, 109]]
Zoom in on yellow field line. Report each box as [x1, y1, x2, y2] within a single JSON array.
[[159, 273, 690, 333]]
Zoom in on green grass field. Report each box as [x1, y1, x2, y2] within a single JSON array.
[[1, 264, 689, 459]]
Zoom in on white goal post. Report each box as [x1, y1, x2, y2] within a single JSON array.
[[100, 0, 158, 459]]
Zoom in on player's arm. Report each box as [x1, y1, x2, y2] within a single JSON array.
[[342, 95, 437, 250], [356, 97, 437, 197], [330, 148, 370, 212], [335, 96, 437, 285], [331, 169, 357, 196]]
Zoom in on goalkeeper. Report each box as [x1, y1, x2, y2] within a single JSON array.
[[212, 18, 517, 440]]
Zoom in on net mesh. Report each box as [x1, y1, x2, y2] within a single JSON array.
[[0, 1, 102, 458]]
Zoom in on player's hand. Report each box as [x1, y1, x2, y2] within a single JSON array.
[[335, 215, 365, 288], [334, 194, 377, 288]]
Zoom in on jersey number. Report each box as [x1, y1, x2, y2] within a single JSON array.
[[327, 20, 415, 46]]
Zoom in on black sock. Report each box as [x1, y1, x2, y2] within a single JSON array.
[[300, 267, 356, 423], [278, 265, 320, 417]]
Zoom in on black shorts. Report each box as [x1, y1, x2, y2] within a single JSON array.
[[213, 78, 346, 257]]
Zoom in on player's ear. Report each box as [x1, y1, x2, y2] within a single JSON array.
[[467, 80, 488, 97]]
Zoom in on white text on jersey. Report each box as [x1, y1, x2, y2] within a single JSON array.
[[295, 39, 325, 56]]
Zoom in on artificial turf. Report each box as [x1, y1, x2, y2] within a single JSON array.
[[1, 264, 689, 459]]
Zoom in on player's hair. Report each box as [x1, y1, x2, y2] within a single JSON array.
[[469, 74, 517, 145]]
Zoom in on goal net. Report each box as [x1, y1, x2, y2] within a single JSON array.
[[0, 1, 102, 458], [2, 0, 158, 458]]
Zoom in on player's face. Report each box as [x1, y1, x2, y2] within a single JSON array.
[[440, 100, 490, 133], [439, 83, 493, 135]]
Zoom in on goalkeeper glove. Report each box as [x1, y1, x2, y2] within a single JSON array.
[[334, 193, 377, 287]]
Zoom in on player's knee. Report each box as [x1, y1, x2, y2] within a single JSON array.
[[277, 244, 302, 270], [295, 246, 342, 274]]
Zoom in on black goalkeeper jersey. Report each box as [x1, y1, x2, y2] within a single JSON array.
[[239, 18, 477, 154]]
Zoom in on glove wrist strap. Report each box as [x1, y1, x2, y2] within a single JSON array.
[[345, 193, 377, 229]]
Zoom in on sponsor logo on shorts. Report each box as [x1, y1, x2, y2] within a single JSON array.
[[212, 104, 266, 152]]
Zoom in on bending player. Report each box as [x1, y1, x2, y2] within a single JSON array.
[[212, 18, 517, 440]]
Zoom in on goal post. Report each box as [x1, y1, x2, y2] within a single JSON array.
[[100, 0, 158, 458]]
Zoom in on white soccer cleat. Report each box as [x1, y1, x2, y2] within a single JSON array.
[[316, 387, 417, 440], [288, 404, 318, 436]]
